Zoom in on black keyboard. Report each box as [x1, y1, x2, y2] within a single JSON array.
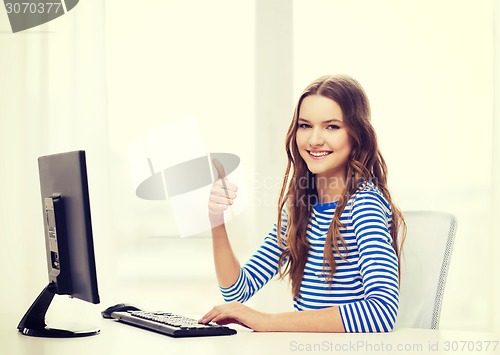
[[109, 310, 237, 338]]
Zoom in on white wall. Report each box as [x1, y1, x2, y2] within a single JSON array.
[[0, 0, 497, 332], [290, 0, 495, 331]]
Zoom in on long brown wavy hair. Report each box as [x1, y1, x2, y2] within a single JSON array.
[[276, 74, 406, 297]]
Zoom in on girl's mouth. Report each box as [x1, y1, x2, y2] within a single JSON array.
[[308, 150, 332, 159]]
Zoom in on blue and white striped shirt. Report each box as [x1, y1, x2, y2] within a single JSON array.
[[220, 183, 399, 332]]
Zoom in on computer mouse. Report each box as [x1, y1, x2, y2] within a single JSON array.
[[101, 303, 142, 319]]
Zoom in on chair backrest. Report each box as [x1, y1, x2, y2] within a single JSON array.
[[395, 210, 457, 329]]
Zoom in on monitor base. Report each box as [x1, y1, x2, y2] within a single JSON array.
[[17, 283, 100, 338], [19, 326, 100, 338]]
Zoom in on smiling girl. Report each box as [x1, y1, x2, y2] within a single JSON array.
[[201, 74, 405, 333]]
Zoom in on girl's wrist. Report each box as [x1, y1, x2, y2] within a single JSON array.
[[258, 312, 276, 332], [209, 213, 225, 228]]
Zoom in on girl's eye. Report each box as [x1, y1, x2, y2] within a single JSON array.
[[298, 123, 340, 130]]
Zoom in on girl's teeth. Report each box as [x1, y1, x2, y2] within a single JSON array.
[[310, 151, 330, 157]]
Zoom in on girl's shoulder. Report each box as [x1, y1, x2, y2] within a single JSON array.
[[349, 180, 391, 212]]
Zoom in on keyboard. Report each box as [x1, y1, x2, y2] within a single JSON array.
[[108, 310, 237, 338]]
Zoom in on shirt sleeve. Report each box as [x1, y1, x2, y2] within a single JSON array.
[[220, 209, 288, 303], [338, 191, 400, 332]]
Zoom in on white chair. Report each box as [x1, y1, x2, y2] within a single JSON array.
[[395, 210, 457, 329]]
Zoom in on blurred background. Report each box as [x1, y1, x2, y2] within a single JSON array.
[[0, 0, 498, 333]]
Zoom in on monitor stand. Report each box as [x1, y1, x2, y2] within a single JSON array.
[[17, 283, 100, 338]]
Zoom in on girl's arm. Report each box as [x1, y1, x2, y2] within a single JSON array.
[[266, 306, 344, 332], [202, 191, 399, 333], [210, 222, 240, 288], [199, 302, 345, 332], [208, 178, 240, 288]]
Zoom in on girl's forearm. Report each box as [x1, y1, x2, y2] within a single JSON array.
[[264, 307, 344, 333], [211, 223, 241, 288]]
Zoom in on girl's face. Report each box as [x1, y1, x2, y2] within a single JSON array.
[[295, 94, 352, 181]]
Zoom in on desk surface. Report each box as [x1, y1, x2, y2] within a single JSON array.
[[2, 312, 499, 355]]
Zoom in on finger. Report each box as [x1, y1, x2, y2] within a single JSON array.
[[201, 304, 234, 323], [210, 187, 237, 208], [214, 317, 250, 329], [211, 182, 237, 197], [211, 189, 237, 202], [205, 311, 232, 325], [222, 180, 238, 194], [212, 177, 238, 194], [210, 196, 234, 206], [199, 308, 219, 324]]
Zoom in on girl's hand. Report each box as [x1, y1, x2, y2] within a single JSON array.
[[199, 301, 270, 332], [208, 178, 238, 225]]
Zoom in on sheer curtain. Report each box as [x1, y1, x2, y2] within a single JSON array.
[[1, 0, 256, 316], [0, 1, 110, 315]]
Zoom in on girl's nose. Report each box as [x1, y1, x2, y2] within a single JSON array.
[[308, 128, 325, 147]]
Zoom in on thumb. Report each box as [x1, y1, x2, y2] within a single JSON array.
[[211, 158, 226, 180]]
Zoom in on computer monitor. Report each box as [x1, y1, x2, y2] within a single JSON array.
[[17, 150, 101, 338]]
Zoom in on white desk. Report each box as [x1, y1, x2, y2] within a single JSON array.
[[2, 311, 499, 355]]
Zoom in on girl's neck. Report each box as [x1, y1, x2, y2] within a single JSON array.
[[315, 174, 346, 204]]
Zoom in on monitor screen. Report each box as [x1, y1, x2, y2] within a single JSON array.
[[18, 150, 100, 337]]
